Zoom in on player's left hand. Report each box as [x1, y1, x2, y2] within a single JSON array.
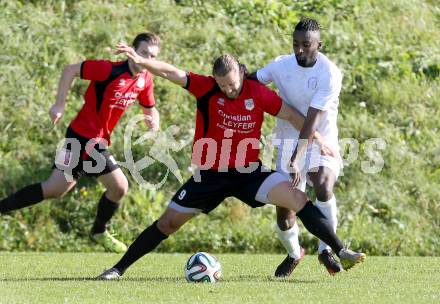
[[145, 115, 160, 132], [320, 142, 337, 157]]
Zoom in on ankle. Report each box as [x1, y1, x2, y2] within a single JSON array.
[[91, 222, 106, 235]]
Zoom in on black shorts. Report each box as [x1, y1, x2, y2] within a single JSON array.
[[169, 163, 287, 214], [53, 127, 119, 180]]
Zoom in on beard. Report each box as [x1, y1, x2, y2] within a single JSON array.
[[295, 55, 308, 66], [225, 91, 238, 99]]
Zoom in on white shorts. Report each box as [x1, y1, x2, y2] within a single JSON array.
[[275, 141, 342, 192]]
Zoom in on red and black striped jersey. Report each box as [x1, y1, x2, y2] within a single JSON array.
[[184, 72, 282, 170], [69, 60, 155, 145]]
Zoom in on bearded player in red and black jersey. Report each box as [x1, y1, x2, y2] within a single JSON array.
[[0, 33, 161, 253], [97, 45, 365, 279]]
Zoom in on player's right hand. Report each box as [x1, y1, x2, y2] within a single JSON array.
[[49, 104, 64, 124]]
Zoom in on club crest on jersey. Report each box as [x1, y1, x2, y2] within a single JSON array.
[[217, 98, 225, 106], [308, 77, 318, 90], [119, 79, 126, 87], [137, 77, 145, 88], [244, 99, 254, 111]]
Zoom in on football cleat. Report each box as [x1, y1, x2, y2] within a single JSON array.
[[338, 248, 366, 270], [274, 247, 305, 278], [96, 268, 122, 280], [318, 249, 343, 275], [91, 231, 128, 254]]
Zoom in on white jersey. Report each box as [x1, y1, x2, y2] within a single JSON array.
[[257, 52, 342, 149]]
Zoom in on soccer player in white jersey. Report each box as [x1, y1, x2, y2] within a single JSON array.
[[250, 17, 344, 277]]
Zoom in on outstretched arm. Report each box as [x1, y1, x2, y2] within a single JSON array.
[[276, 101, 306, 131], [49, 63, 81, 124], [116, 43, 187, 87]]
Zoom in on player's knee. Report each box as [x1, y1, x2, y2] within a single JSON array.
[[108, 181, 129, 201], [115, 183, 129, 199], [276, 208, 296, 230], [277, 218, 295, 231], [270, 184, 307, 213], [44, 188, 68, 199], [42, 182, 68, 199], [315, 184, 333, 202], [156, 218, 180, 235]]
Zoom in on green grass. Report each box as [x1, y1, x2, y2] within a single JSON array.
[[0, 253, 439, 304]]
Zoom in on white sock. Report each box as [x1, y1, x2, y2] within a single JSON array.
[[316, 195, 338, 253], [275, 221, 301, 259]]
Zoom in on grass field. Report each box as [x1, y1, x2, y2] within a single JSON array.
[[0, 253, 439, 304]]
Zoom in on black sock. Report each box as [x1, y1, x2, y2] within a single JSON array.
[[0, 183, 44, 213], [296, 201, 344, 254], [113, 221, 168, 274], [91, 193, 120, 234]]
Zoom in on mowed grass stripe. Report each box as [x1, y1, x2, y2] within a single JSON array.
[[0, 253, 439, 304]]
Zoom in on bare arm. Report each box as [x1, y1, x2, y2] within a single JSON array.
[[142, 106, 160, 131], [283, 107, 324, 187], [49, 63, 81, 124], [277, 101, 329, 146], [276, 101, 306, 131], [290, 107, 324, 166], [116, 43, 187, 87]]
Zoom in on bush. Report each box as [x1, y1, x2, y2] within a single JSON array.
[[0, 0, 439, 255]]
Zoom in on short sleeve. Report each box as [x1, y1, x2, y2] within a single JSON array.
[[184, 72, 217, 98], [138, 74, 156, 108], [256, 62, 274, 85], [258, 84, 282, 116], [80, 60, 112, 81], [310, 69, 342, 111]]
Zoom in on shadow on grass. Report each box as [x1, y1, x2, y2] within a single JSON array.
[[0, 275, 318, 284]]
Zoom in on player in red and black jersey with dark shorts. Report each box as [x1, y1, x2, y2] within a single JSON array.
[[0, 33, 161, 253], [96, 45, 365, 279]]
